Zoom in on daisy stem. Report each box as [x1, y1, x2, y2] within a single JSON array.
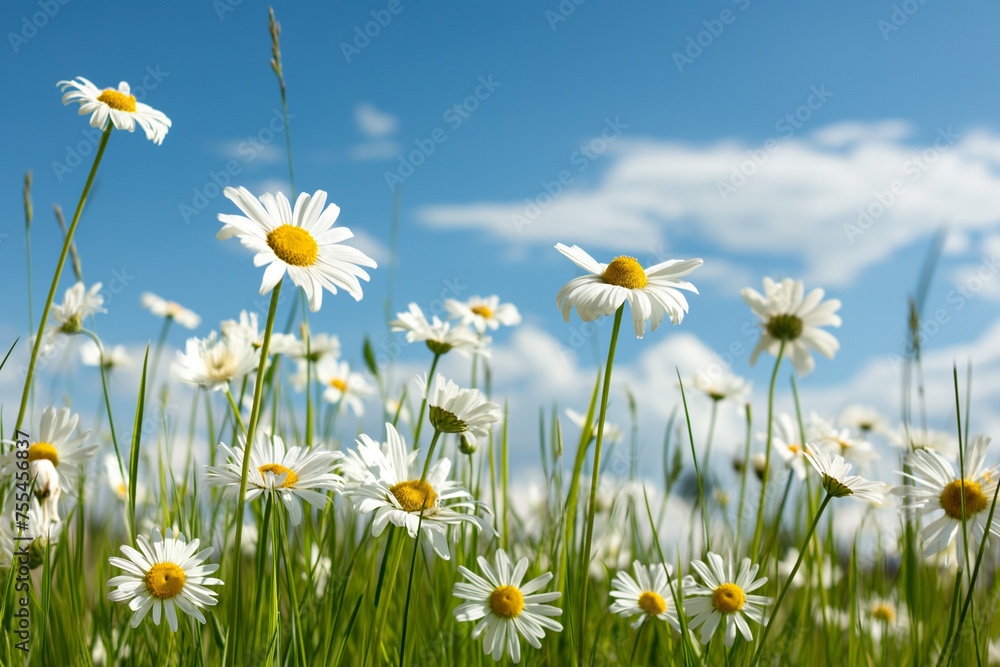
[[14, 125, 111, 432], [470, 349, 479, 390], [749, 492, 832, 667], [225, 389, 247, 435], [749, 339, 786, 561], [225, 279, 283, 667], [735, 403, 752, 557], [577, 304, 624, 665], [398, 504, 428, 667], [148, 315, 173, 404], [704, 398, 720, 471], [412, 352, 442, 450], [628, 620, 647, 666], [419, 430, 443, 484]]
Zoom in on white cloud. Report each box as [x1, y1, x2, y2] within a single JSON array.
[[349, 139, 400, 162], [355, 103, 399, 137], [418, 121, 1000, 287], [348, 228, 391, 265]]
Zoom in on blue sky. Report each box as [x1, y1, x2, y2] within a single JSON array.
[[4, 1, 1000, 476]]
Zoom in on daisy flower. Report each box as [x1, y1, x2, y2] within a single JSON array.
[[555, 243, 702, 339], [689, 370, 750, 403], [51, 281, 105, 335], [216, 186, 377, 312], [390, 303, 486, 357], [892, 426, 958, 458], [813, 422, 879, 467], [421, 373, 502, 450], [59, 77, 171, 144], [683, 552, 771, 647], [452, 548, 563, 663], [80, 340, 132, 370], [3, 406, 97, 492], [107, 529, 222, 631], [742, 277, 841, 376], [839, 404, 887, 435], [769, 413, 808, 480], [804, 444, 885, 504], [445, 295, 522, 334], [171, 331, 258, 392], [894, 434, 1000, 564], [220, 309, 299, 355], [563, 408, 623, 444], [345, 423, 491, 559], [776, 548, 841, 589], [313, 358, 375, 418], [141, 292, 201, 329], [103, 454, 134, 503], [291, 329, 340, 362], [609, 561, 681, 630], [205, 432, 341, 525]]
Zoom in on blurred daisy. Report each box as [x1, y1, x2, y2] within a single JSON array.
[[892, 426, 958, 458], [51, 281, 105, 335], [804, 444, 885, 504], [446, 295, 522, 334], [814, 423, 879, 467], [221, 309, 299, 355], [141, 292, 201, 330], [684, 552, 770, 647], [452, 548, 563, 664], [422, 373, 502, 450], [205, 432, 341, 526], [172, 331, 257, 392], [31, 459, 62, 524], [80, 340, 132, 370], [385, 398, 411, 425], [346, 423, 490, 559], [742, 277, 841, 376], [216, 187, 376, 312], [291, 328, 340, 362], [769, 413, 808, 480], [313, 358, 375, 417], [563, 408, 623, 445], [894, 434, 1000, 564], [689, 370, 750, 403], [609, 561, 680, 630], [107, 528, 222, 631], [839, 405, 887, 434], [777, 548, 842, 589], [390, 303, 485, 357], [3, 406, 97, 492], [555, 243, 702, 339], [59, 77, 171, 144], [865, 597, 909, 644], [104, 453, 137, 503]]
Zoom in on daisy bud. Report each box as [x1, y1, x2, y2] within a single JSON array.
[[459, 435, 477, 455]]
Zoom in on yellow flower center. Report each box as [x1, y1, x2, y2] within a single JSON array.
[[97, 89, 137, 113], [266, 224, 319, 267], [787, 444, 802, 455], [116, 483, 128, 499], [330, 378, 348, 392], [471, 305, 494, 319], [602, 256, 647, 290], [871, 602, 896, 623], [940, 479, 988, 519], [144, 562, 186, 599], [258, 463, 298, 487], [389, 480, 437, 512], [711, 583, 746, 614], [489, 585, 524, 618], [27, 443, 59, 466], [638, 591, 666, 616]]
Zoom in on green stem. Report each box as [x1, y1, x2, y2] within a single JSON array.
[[16, 125, 112, 431], [412, 352, 441, 449], [577, 305, 624, 665], [225, 389, 247, 435], [148, 315, 173, 404], [750, 340, 786, 560], [750, 493, 832, 667], [735, 403, 752, 556], [703, 398, 720, 469]]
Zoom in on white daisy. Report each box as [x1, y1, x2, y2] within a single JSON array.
[[813, 422, 879, 467], [390, 303, 486, 357], [683, 552, 771, 647], [312, 358, 375, 418], [51, 281, 105, 335], [893, 434, 1000, 564], [421, 373, 502, 450], [140, 292, 201, 330], [609, 561, 681, 630], [445, 295, 522, 334], [742, 277, 841, 376], [452, 548, 563, 664], [776, 548, 842, 590], [171, 331, 258, 392], [555, 244, 702, 339], [689, 370, 750, 403], [838, 405, 887, 435], [107, 529, 222, 631], [216, 186, 377, 312], [220, 309, 299, 355], [2, 406, 97, 492], [345, 423, 491, 559], [103, 453, 134, 503], [563, 408, 623, 445], [769, 413, 808, 480], [80, 340, 132, 370], [804, 444, 886, 504], [290, 329, 340, 362], [59, 77, 171, 144], [892, 426, 958, 458], [205, 431, 342, 526]]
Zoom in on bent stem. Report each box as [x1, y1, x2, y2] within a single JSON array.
[[16, 125, 112, 432], [577, 304, 624, 665], [750, 340, 786, 560], [412, 352, 442, 449]]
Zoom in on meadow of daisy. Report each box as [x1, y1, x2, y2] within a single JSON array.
[[6, 6, 1000, 667]]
